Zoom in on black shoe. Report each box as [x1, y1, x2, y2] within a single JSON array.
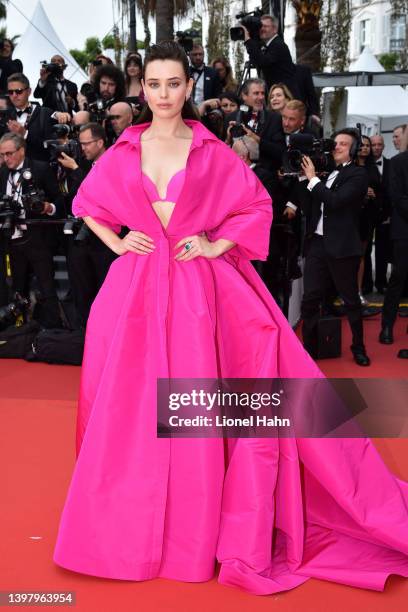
[[379, 326, 394, 344], [397, 349, 408, 359], [352, 350, 371, 366]]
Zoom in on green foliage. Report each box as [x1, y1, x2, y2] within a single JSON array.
[[102, 34, 116, 50], [70, 49, 88, 71], [378, 53, 399, 71], [0, 1, 7, 21], [84, 36, 102, 57]]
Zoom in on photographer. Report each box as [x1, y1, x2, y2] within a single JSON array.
[[106, 102, 133, 142], [2, 73, 58, 162], [58, 122, 117, 327], [189, 44, 222, 105], [0, 133, 62, 328], [226, 78, 274, 161], [92, 64, 126, 106], [298, 128, 370, 366], [242, 14, 297, 96], [0, 39, 21, 94], [34, 55, 78, 115]]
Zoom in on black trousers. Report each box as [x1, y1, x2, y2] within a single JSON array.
[[65, 236, 116, 328], [301, 235, 364, 355], [382, 239, 408, 327], [9, 233, 61, 328], [374, 222, 391, 290]]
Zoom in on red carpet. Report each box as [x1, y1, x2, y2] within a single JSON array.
[[1, 316, 407, 611]]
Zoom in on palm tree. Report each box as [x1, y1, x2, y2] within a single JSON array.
[[0, 1, 7, 21], [115, 1, 194, 48], [291, 1, 323, 71]]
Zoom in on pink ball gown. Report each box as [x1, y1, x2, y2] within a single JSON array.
[[53, 120, 408, 594]]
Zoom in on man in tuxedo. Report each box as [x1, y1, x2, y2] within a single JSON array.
[[189, 44, 222, 105], [34, 55, 78, 115], [3, 73, 58, 162], [58, 122, 117, 327], [379, 149, 408, 346], [299, 128, 370, 366], [0, 132, 62, 328], [370, 134, 391, 293], [242, 14, 297, 97]]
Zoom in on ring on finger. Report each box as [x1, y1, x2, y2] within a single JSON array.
[[184, 241, 193, 251]]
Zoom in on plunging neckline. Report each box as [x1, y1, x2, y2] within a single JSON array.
[[139, 129, 194, 231], [141, 168, 185, 202]]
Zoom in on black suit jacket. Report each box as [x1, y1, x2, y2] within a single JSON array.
[[244, 36, 296, 93], [190, 66, 222, 103], [389, 151, 408, 240], [0, 157, 62, 242], [300, 164, 368, 258], [294, 64, 320, 116], [34, 77, 79, 113], [0, 105, 57, 163]]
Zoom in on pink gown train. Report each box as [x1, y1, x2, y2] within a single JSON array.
[[53, 120, 408, 594]]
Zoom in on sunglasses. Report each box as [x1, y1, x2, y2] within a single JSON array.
[[7, 87, 28, 96]]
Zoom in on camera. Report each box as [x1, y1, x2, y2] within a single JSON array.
[[229, 104, 254, 139], [20, 170, 47, 214], [0, 107, 13, 129], [0, 292, 29, 330], [176, 29, 201, 53], [44, 138, 82, 167], [84, 90, 109, 123], [63, 217, 91, 242], [0, 194, 21, 234], [282, 134, 336, 176], [230, 8, 263, 42], [41, 60, 65, 78]]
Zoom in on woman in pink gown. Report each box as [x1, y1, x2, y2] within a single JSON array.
[[53, 42, 408, 595]]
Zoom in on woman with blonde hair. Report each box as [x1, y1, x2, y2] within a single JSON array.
[[268, 82, 293, 113]]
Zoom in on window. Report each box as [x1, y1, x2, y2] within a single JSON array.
[[359, 19, 371, 52], [390, 14, 406, 51]]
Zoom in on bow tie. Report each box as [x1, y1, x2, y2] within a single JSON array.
[[16, 107, 32, 118], [9, 168, 21, 176], [376, 160, 382, 166], [335, 164, 344, 171], [191, 67, 203, 75]]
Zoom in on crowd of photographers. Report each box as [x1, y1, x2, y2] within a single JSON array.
[[0, 12, 407, 366]]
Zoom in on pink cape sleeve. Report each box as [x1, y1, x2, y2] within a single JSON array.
[[206, 148, 273, 261], [72, 148, 122, 234]]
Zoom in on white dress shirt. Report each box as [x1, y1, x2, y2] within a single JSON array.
[[307, 161, 351, 236]]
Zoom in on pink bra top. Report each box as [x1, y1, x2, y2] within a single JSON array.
[[142, 169, 186, 203]]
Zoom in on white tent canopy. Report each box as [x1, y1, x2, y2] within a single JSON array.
[[347, 47, 408, 117], [346, 47, 408, 156], [14, 0, 87, 90]]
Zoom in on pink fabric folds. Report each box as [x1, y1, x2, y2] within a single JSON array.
[[53, 120, 408, 594]]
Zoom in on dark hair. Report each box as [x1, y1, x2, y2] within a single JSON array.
[[7, 72, 30, 88], [218, 91, 240, 106], [124, 52, 143, 93], [3, 38, 15, 53], [79, 122, 107, 145], [95, 54, 113, 65], [93, 64, 126, 101], [137, 41, 199, 123], [358, 134, 375, 166], [333, 127, 361, 159]]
